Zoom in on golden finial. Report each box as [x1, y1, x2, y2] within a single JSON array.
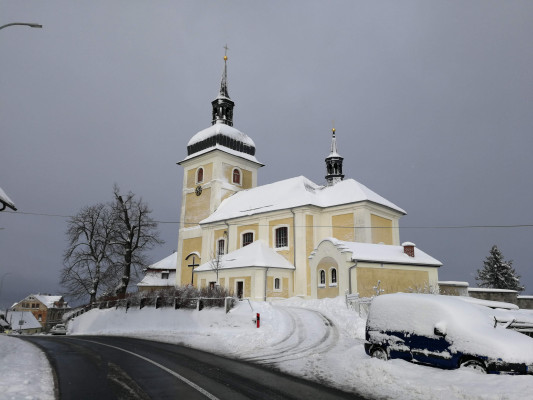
[[224, 44, 229, 61], [332, 120, 336, 133]]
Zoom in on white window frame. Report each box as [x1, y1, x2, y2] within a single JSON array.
[[241, 231, 254, 247], [196, 166, 204, 184], [273, 277, 282, 292], [232, 167, 242, 186], [318, 269, 326, 288], [217, 238, 226, 256], [273, 225, 289, 250], [329, 267, 337, 287], [161, 270, 170, 280]]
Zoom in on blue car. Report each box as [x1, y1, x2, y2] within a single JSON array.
[[364, 293, 533, 374]]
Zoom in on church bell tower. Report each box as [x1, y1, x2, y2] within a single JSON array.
[[175, 50, 263, 286], [325, 127, 344, 186]]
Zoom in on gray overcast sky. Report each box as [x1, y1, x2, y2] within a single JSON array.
[[1, 1, 532, 308]]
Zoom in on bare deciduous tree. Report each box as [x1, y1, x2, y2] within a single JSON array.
[[112, 184, 163, 298], [61, 186, 163, 303], [61, 203, 115, 304], [209, 251, 224, 287]]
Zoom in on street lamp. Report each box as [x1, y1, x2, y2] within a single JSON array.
[[0, 22, 42, 30]]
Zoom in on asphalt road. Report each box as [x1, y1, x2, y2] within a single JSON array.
[[22, 336, 366, 400]]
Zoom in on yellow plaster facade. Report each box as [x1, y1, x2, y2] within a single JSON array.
[[170, 68, 441, 301], [370, 214, 393, 245], [332, 213, 355, 242]]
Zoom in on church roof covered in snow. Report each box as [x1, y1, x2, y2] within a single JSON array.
[[200, 176, 405, 224], [314, 238, 442, 267], [195, 240, 295, 271], [181, 124, 261, 165]]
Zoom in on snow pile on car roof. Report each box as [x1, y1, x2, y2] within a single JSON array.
[[368, 293, 533, 363]]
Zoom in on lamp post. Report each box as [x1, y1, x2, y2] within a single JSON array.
[[0, 272, 11, 313], [0, 22, 42, 31]]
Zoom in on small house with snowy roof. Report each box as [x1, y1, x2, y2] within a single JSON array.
[[138, 252, 177, 292], [11, 294, 69, 331], [173, 53, 441, 300], [4, 311, 42, 334]]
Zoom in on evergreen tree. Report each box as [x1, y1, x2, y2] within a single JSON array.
[[475, 245, 524, 291]]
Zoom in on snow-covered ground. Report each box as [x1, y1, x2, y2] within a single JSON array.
[[0, 334, 55, 400], [3, 297, 533, 399]]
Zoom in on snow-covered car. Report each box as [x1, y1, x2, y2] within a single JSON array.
[[50, 324, 67, 335], [364, 293, 533, 374]]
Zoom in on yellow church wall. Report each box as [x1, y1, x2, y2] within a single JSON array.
[[371, 214, 393, 245], [242, 170, 252, 189], [223, 164, 253, 189], [269, 217, 294, 264], [184, 188, 212, 227], [229, 276, 251, 298], [200, 278, 206, 288], [316, 257, 340, 299], [282, 277, 289, 298], [356, 264, 429, 297], [332, 213, 355, 241], [180, 237, 202, 286], [306, 214, 314, 296], [237, 224, 259, 247], [219, 277, 225, 287], [266, 276, 273, 297], [186, 163, 213, 188]]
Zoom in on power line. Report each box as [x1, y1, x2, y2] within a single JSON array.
[[2, 210, 533, 230]]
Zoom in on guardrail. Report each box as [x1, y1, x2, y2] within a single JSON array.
[[64, 296, 238, 322]]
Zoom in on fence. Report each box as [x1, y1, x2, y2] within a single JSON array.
[[345, 292, 373, 318], [64, 295, 237, 322]]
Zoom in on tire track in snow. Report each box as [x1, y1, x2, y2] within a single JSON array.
[[240, 306, 339, 366]]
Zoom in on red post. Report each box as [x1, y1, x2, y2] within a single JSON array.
[[256, 313, 260, 328]]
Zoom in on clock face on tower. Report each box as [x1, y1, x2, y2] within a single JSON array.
[[195, 185, 203, 196]]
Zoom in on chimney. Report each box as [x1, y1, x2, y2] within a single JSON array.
[[402, 242, 415, 257]]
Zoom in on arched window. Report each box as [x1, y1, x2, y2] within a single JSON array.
[[274, 278, 280, 290], [197, 167, 204, 183], [232, 168, 241, 185], [319, 270, 326, 286], [217, 239, 225, 256], [330, 268, 337, 285], [242, 232, 253, 247]]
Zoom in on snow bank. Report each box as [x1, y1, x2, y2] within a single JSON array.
[[0, 334, 54, 400], [7, 297, 533, 400], [69, 301, 290, 356]]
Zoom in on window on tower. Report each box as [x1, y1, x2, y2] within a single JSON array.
[[197, 167, 204, 183], [232, 168, 241, 185]]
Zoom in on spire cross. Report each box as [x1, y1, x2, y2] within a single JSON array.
[[224, 44, 229, 60]]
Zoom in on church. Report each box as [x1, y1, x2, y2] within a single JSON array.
[[173, 54, 441, 300]]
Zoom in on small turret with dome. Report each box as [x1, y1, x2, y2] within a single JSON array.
[[186, 48, 257, 161], [325, 126, 344, 186]]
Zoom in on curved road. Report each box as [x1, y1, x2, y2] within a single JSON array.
[[22, 335, 365, 400]]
